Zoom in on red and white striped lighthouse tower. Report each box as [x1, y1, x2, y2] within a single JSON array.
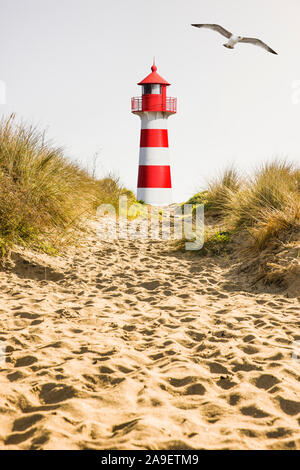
[[131, 61, 177, 206]]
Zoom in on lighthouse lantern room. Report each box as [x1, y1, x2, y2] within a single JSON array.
[[131, 61, 177, 206]]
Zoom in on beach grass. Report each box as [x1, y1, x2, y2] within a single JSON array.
[[185, 160, 300, 253], [0, 114, 135, 257], [178, 160, 300, 290]]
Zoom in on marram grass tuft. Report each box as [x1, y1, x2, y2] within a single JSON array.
[[0, 114, 135, 257]]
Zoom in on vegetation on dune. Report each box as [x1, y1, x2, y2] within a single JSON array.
[[185, 168, 240, 216], [204, 167, 241, 216], [180, 160, 300, 292], [185, 160, 300, 253], [0, 114, 135, 257], [200, 229, 232, 256], [185, 190, 209, 207]]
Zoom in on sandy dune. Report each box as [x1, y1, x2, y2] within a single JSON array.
[[0, 209, 300, 450]]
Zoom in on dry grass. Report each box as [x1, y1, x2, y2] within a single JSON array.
[[228, 161, 300, 250], [188, 160, 300, 252], [0, 114, 135, 257], [205, 167, 241, 217], [185, 167, 240, 216], [181, 160, 300, 293]]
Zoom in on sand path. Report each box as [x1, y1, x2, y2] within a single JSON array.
[[0, 209, 300, 449]]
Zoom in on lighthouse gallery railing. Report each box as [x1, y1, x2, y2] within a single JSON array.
[[131, 96, 177, 113]]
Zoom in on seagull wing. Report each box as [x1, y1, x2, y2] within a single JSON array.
[[191, 24, 232, 39], [239, 37, 277, 54]]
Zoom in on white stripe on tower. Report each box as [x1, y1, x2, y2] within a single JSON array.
[[139, 148, 170, 165], [140, 115, 168, 130]]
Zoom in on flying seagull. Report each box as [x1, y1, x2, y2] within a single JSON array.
[[191, 24, 277, 54]]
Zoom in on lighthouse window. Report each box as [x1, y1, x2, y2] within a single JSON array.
[[143, 84, 152, 95], [142, 84, 161, 95], [151, 84, 161, 94]]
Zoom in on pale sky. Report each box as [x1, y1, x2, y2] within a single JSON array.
[[1, 0, 300, 201]]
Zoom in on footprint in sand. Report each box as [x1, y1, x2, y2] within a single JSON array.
[[2, 208, 300, 450]]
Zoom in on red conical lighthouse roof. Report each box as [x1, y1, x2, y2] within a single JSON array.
[[138, 61, 170, 86]]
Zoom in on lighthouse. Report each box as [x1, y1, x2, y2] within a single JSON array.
[[131, 61, 177, 206]]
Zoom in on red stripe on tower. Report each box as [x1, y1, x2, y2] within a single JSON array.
[[131, 60, 177, 206], [138, 165, 172, 188], [140, 129, 169, 147]]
